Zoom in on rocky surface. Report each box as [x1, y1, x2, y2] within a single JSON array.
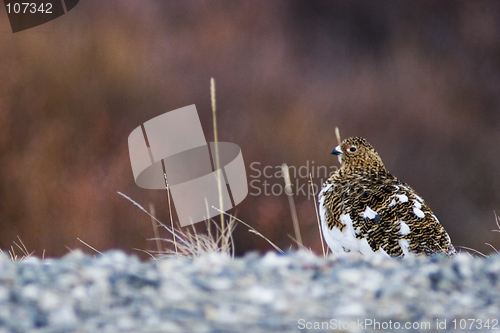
[[0, 250, 498, 332]]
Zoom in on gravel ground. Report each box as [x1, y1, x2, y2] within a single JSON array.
[[0, 249, 498, 332]]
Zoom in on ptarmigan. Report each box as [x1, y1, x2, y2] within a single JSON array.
[[318, 137, 456, 258]]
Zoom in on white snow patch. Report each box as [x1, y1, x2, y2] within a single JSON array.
[[414, 194, 424, 203], [396, 194, 408, 203], [388, 199, 396, 207], [400, 221, 411, 235], [413, 207, 425, 218], [363, 206, 378, 220]]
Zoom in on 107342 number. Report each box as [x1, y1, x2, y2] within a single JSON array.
[[452, 319, 498, 330], [6, 3, 53, 14]]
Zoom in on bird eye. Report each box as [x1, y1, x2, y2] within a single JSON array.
[[347, 145, 357, 153]]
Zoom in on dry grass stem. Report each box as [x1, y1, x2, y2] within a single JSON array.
[[132, 247, 159, 260], [2, 236, 33, 261], [77, 238, 103, 255], [309, 173, 327, 257], [118, 192, 193, 250], [120, 192, 238, 259], [156, 218, 237, 258], [212, 206, 285, 254], [282, 163, 303, 249], [493, 211, 500, 233], [149, 203, 163, 254], [211, 78, 225, 244], [486, 243, 499, 254], [163, 173, 178, 256], [456, 246, 488, 258], [335, 126, 342, 164]]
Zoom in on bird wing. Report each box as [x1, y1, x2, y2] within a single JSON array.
[[349, 179, 455, 256]]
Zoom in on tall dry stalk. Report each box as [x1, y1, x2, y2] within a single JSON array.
[[335, 126, 342, 164], [149, 203, 163, 254], [211, 78, 227, 251], [282, 163, 303, 248], [310, 173, 326, 257], [162, 172, 178, 256]]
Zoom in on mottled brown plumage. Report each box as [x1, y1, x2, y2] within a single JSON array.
[[319, 137, 455, 258]]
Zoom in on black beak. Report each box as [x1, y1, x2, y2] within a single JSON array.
[[331, 145, 342, 155]]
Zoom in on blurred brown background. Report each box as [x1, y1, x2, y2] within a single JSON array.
[[0, 0, 499, 258]]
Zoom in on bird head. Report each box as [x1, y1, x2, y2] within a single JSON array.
[[332, 137, 385, 172]]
